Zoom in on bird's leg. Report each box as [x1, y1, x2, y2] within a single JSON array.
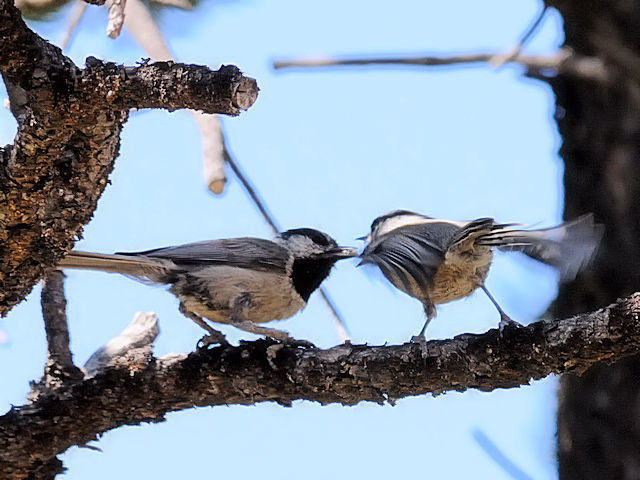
[[411, 300, 436, 343], [227, 294, 315, 348], [179, 303, 228, 347], [479, 285, 522, 330]]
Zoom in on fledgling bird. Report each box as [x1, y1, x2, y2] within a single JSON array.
[[58, 228, 357, 346], [358, 210, 603, 340]]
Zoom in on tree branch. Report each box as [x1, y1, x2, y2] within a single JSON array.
[[2, 293, 640, 479], [0, 0, 258, 318], [273, 48, 610, 84], [81, 58, 259, 114], [38, 271, 83, 390]]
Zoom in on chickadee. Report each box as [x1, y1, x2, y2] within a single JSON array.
[[58, 228, 357, 345], [358, 210, 602, 340]]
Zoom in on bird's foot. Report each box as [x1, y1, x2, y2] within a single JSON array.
[[410, 333, 427, 344], [498, 315, 523, 335], [268, 329, 315, 348], [284, 338, 316, 349], [197, 331, 229, 349], [410, 333, 431, 358]]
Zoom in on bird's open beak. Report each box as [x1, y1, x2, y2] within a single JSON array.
[[322, 247, 358, 259]]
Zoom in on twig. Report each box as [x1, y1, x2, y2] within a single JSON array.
[[224, 144, 351, 341], [489, 4, 549, 67], [194, 111, 227, 194], [123, 0, 228, 194], [472, 429, 534, 480], [59, 0, 87, 50], [149, 0, 191, 8], [273, 48, 610, 84]]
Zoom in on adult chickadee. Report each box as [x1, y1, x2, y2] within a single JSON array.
[[358, 210, 602, 340], [58, 228, 357, 345]]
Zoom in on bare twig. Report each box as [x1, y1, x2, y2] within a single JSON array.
[[149, 0, 191, 8], [224, 146, 351, 341], [123, 0, 228, 194], [194, 111, 227, 194], [106, 0, 126, 38], [59, 0, 87, 50], [472, 429, 534, 480], [489, 4, 549, 67], [273, 48, 610, 84]]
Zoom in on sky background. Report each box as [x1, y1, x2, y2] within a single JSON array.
[[1, 0, 565, 478]]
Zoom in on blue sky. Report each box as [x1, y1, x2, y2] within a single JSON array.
[[1, 0, 564, 478]]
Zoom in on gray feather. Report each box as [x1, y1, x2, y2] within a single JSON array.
[[117, 238, 290, 273], [58, 251, 170, 281]]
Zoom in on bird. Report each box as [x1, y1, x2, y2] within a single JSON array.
[[58, 228, 357, 346], [358, 210, 603, 340]]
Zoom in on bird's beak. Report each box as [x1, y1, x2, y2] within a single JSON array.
[[321, 247, 358, 259], [356, 234, 371, 242]]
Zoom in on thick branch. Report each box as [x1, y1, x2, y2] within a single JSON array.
[[82, 58, 259, 114], [2, 293, 640, 479], [0, 0, 258, 317]]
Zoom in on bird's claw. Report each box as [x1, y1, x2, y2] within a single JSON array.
[[197, 332, 229, 349], [498, 315, 523, 335], [410, 334, 427, 344], [284, 338, 316, 349]]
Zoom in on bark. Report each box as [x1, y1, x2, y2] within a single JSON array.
[[543, 1, 640, 478], [0, 0, 258, 318], [1, 293, 640, 479]]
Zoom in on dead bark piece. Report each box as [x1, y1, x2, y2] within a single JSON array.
[[106, 0, 126, 38], [83, 311, 159, 377]]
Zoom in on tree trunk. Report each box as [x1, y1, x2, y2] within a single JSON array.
[[546, 1, 640, 478]]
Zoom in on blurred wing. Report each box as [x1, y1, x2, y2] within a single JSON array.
[[117, 238, 290, 272]]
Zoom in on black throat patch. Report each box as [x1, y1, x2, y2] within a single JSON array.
[[290, 257, 337, 302]]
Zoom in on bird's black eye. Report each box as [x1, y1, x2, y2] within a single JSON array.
[[282, 228, 334, 246]]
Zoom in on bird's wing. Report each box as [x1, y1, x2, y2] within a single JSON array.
[[446, 218, 502, 254], [117, 238, 291, 272], [360, 222, 459, 295]]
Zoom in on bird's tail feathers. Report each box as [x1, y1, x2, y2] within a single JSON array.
[[58, 251, 168, 280], [477, 214, 603, 280]]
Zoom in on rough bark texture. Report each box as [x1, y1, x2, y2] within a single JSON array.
[[2, 293, 640, 479], [543, 1, 640, 478], [0, 0, 258, 319]]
